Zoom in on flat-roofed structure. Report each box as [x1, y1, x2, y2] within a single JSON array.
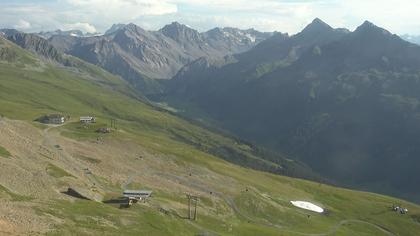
[[80, 116, 96, 123], [123, 190, 152, 201], [38, 114, 65, 124], [96, 127, 111, 133]]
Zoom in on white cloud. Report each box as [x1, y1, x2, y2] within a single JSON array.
[[66, 0, 177, 18], [1, 0, 420, 35], [64, 22, 97, 33], [336, 0, 420, 34], [62, 0, 178, 32], [0, 1, 178, 33], [14, 19, 31, 30]]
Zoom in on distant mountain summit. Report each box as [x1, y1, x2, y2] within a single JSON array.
[[303, 20, 420, 73], [160, 22, 203, 43], [204, 27, 273, 53], [301, 18, 334, 35], [352, 20, 396, 39], [104, 23, 126, 35]]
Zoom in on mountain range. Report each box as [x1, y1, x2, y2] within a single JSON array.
[[44, 22, 272, 93], [161, 18, 420, 203]]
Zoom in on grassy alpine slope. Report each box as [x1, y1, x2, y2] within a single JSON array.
[[0, 36, 420, 235]]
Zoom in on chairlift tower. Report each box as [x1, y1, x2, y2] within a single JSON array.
[[110, 118, 118, 130], [186, 193, 199, 220]]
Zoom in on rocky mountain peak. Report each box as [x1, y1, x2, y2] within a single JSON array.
[[354, 20, 391, 36], [105, 23, 127, 35], [301, 18, 333, 35], [113, 23, 149, 39], [124, 23, 142, 31], [358, 20, 377, 29], [164, 21, 187, 29], [160, 22, 202, 42]]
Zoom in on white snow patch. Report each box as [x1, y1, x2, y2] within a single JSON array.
[[223, 31, 231, 38], [245, 33, 256, 42], [290, 201, 324, 213]]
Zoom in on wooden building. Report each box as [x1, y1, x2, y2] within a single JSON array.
[[96, 127, 111, 133]]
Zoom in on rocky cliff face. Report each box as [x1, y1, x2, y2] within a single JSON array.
[[1, 29, 64, 63]]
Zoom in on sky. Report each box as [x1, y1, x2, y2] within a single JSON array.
[[1, 0, 420, 35]]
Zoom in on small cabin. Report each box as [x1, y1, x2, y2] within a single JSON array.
[[96, 127, 111, 133], [123, 190, 153, 201], [80, 116, 96, 123], [38, 114, 65, 124]]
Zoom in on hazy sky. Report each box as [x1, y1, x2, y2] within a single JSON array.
[[1, 0, 420, 35]]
